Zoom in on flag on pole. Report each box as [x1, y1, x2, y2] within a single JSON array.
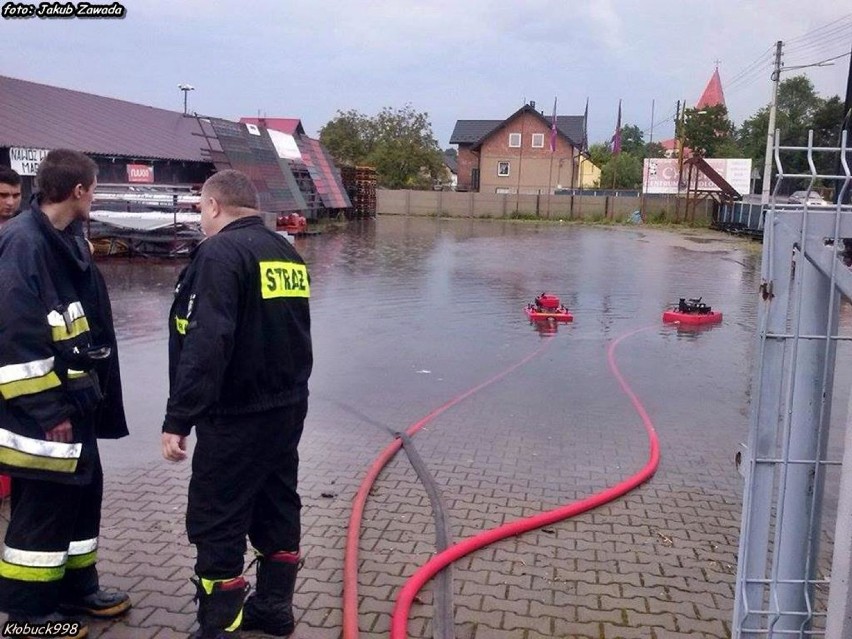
[[549, 97, 558, 153], [611, 99, 622, 155], [582, 97, 589, 152]]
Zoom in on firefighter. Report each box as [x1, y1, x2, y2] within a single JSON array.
[[0, 150, 131, 639], [161, 170, 312, 638]]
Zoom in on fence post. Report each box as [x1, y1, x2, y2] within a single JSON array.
[[502, 193, 508, 218], [406, 189, 411, 215], [469, 191, 474, 217]]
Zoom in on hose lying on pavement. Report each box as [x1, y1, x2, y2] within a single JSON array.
[[390, 326, 661, 639], [342, 339, 553, 639]]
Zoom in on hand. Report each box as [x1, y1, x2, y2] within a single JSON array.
[[46, 419, 72, 443], [162, 432, 188, 462]]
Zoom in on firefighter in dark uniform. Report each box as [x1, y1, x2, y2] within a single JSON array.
[[0, 150, 131, 639], [161, 170, 312, 638]]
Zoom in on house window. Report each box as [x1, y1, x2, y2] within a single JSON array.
[[508, 133, 521, 148], [497, 161, 510, 177], [531, 133, 545, 148]]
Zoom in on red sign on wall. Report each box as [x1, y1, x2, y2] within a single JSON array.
[[127, 164, 154, 183]]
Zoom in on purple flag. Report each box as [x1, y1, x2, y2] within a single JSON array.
[[611, 99, 622, 155], [550, 97, 558, 153]]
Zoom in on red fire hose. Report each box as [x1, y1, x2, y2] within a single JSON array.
[[343, 327, 660, 639]]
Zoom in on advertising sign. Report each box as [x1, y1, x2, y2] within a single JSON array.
[[9, 147, 49, 176], [127, 164, 154, 183], [643, 158, 752, 195]]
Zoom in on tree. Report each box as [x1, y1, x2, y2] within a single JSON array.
[[318, 109, 371, 166], [588, 142, 612, 169], [320, 105, 443, 189], [644, 142, 666, 158], [737, 75, 828, 165], [619, 124, 645, 157], [680, 104, 735, 157], [598, 153, 643, 189], [443, 148, 458, 159]]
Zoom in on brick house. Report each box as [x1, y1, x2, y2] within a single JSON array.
[[450, 102, 585, 193]]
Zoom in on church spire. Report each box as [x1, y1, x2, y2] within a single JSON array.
[[696, 67, 726, 109]]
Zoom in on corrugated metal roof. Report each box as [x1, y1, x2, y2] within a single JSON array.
[[0, 75, 209, 161]]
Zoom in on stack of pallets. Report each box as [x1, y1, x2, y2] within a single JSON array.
[[340, 165, 377, 219]]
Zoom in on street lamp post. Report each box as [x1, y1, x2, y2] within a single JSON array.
[[178, 84, 195, 116]]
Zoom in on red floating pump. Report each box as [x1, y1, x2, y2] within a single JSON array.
[[526, 292, 573, 322], [662, 297, 723, 326], [535, 293, 561, 310]]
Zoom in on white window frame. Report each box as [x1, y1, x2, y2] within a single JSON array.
[[531, 133, 545, 148], [497, 161, 510, 177], [508, 132, 521, 148]]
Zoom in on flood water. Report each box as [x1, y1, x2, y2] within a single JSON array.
[[91, 216, 852, 635], [98, 217, 765, 474]]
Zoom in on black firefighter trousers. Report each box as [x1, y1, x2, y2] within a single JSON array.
[[0, 450, 103, 616], [187, 401, 307, 580]]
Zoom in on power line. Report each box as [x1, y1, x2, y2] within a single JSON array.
[[785, 25, 852, 54], [786, 13, 852, 45], [784, 50, 852, 72]]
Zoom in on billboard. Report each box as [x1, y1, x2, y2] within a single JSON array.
[[643, 158, 752, 195]]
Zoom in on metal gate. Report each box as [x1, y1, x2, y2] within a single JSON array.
[[734, 130, 852, 638]]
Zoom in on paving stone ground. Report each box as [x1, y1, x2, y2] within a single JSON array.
[[0, 326, 778, 639]]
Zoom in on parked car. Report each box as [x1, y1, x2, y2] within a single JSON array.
[[787, 190, 829, 206]]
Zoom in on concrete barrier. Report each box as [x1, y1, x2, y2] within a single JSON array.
[[377, 190, 714, 224]]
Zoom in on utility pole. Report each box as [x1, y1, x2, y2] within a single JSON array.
[[649, 99, 655, 145], [832, 40, 852, 206], [760, 41, 783, 206]]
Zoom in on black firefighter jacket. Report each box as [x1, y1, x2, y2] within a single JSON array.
[[163, 215, 312, 436], [0, 204, 128, 485]]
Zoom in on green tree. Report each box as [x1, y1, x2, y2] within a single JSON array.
[[598, 153, 643, 189], [619, 124, 645, 157], [644, 141, 666, 158], [318, 109, 371, 166], [320, 105, 443, 189], [737, 75, 829, 165], [588, 142, 612, 169], [681, 104, 735, 157]]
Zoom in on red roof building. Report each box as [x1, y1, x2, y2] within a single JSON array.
[[696, 68, 726, 110], [660, 67, 727, 158]]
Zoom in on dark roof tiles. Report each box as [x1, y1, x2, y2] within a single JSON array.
[[450, 106, 586, 149]]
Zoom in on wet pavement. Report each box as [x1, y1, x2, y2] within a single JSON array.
[[3, 218, 836, 637]]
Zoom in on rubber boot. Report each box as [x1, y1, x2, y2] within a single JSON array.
[[189, 576, 248, 639], [241, 551, 299, 637]]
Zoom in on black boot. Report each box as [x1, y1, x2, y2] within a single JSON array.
[[242, 552, 299, 637], [189, 576, 249, 639]]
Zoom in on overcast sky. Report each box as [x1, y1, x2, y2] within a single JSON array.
[[2, 1, 849, 149]]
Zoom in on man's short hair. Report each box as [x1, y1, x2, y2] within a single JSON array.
[[36, 149, 98, 204], [203, 170, 259, 210], [0, 166, 21, 187]]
